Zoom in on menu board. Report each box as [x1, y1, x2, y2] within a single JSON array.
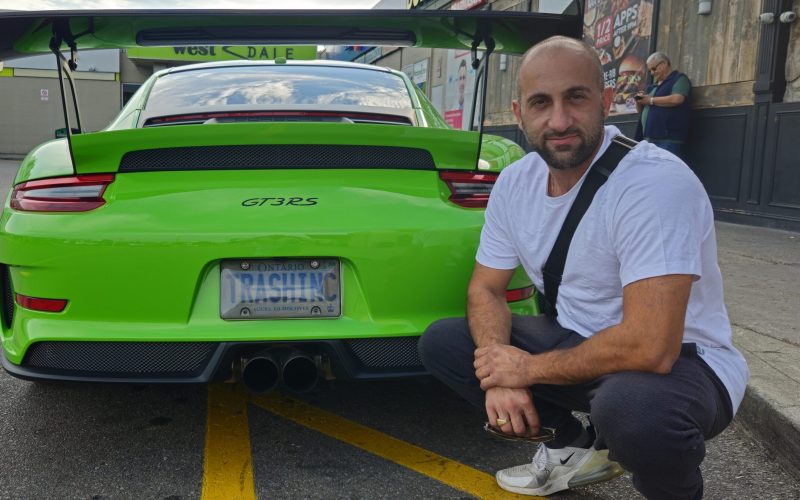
[[583, 0, 654, 115]]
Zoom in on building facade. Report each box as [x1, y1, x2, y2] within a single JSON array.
[[399, 0, 800, 230], [0, 50, 122, 156]]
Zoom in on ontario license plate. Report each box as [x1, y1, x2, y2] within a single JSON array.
[[220, 258, 341, 319]]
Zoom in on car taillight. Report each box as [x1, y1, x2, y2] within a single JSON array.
[[15, 294, 68, 312], [506, 285, 535, 303], [439, 171, 498, 208], [11, 174, 114, 212]]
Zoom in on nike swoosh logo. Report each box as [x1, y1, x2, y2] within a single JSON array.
[[560, 453, 575, 465]]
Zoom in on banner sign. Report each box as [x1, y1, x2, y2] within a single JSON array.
[[583, 0, 653, 115], [444, 50, 477, 130], [126, 45, 317, 62]]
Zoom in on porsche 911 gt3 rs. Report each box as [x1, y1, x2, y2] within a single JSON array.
[[0, 8, 581, 391]]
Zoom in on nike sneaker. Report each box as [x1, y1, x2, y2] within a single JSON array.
[[495, 444, 623, 496]]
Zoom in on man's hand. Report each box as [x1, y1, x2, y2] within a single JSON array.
[[634, 92, 646, 112], [474, 344, 533, 390], [485, 386, 540, 437]]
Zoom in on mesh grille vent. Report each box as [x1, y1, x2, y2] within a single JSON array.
[[119, 145, 436, 172], [345, 337, 422, 369], [24, 342, 216, 376]]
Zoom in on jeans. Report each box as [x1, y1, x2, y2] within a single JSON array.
[[418, 315, 733, 500]]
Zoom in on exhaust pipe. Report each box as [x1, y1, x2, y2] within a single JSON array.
[[281, 350, 319, 393], [240, 351, 280, 394]]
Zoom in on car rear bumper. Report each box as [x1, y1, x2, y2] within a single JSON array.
[[1, 337, 426, 384]]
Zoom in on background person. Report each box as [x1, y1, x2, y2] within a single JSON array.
[[419, 36, 747, 499], [634, 51, 692, 157]]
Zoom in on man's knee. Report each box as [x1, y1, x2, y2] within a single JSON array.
[[591, 379, 706, 475], [418, 318, 474, 376], [418, 317, 469, 356]]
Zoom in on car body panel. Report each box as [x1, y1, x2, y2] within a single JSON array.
[[0, 167, 536, 362], [12, 140, 76, 187]]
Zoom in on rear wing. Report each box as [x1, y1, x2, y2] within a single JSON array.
[[1, 8, 582, 59], [0, 6, 583, 173]]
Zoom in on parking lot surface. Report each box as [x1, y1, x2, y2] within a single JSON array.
[[1, 372, 799, 499]]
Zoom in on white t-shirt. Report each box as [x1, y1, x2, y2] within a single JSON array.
[[476, 126, 749, 412]]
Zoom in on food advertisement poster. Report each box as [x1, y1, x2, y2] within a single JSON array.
[[583, 0, 654, 115]]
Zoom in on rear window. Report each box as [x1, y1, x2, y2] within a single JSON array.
[[145, 65, 413, 111]]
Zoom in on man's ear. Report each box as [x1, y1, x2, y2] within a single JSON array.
[[512, 99, 524, 132], [601, 87, 614, 118]]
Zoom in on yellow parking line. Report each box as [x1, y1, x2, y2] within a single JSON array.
[[251, 392, 540, 500], [202, 384, 256, 500]]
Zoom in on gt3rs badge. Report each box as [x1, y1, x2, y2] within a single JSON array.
[[241, 197, 318, 207]]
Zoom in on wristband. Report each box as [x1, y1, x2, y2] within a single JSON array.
[[650, 96, 655, 106]]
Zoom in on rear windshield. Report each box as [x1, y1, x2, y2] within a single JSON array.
[[145, 65, 413, 110]]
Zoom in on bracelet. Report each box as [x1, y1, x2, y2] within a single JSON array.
[[650, 96, 654, 106]]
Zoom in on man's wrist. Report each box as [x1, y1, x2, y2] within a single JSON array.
[[525, 352, 539, 385]]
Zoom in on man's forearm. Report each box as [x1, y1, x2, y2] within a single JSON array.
[[650, 93, 685, 107], [477, 275, 693, 390], [467, 288, 512, 348], [525, 325, 671, 385]]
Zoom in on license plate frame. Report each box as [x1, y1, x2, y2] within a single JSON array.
[[220, 258, 341, 319]]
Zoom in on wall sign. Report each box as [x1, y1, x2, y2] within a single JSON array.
[[126, 45, 317, 62], [584, 0, 654, 115]]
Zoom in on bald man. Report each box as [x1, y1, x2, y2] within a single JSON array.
[[419, 36, 747, 499]]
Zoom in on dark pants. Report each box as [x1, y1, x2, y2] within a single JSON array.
[[418, 315, 733, 500]]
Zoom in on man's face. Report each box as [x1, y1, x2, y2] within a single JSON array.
[[458, 65, 467, 104], [648, 58, 670, 83], [512, 48, 611, 171]]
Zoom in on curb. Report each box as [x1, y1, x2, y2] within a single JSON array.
[[732, 326, 800, 482]]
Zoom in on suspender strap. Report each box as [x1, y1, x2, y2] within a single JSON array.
[[539, 136, 637, 317]]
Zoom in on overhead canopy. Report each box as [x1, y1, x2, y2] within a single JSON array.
[[0, 7, 582, 61]]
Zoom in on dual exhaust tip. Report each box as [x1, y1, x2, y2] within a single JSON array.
[[240, 349, 320, 394]]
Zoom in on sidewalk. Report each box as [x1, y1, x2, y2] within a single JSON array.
[[715, 221, 800, 481]]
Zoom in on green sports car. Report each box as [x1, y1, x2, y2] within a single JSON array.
[[0, 9, 580, 391]]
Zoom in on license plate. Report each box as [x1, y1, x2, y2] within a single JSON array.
[[220, 258, 341, 319]]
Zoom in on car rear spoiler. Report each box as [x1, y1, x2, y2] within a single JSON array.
[[0, 6, 583, 173]]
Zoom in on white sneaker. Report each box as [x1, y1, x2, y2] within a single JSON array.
[[495, 444, 623, 496]]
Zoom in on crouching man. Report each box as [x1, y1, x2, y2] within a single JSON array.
[[418, 36, 748, 499]]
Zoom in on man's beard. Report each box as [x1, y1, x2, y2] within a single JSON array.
[[522, 110, 604, 171]]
